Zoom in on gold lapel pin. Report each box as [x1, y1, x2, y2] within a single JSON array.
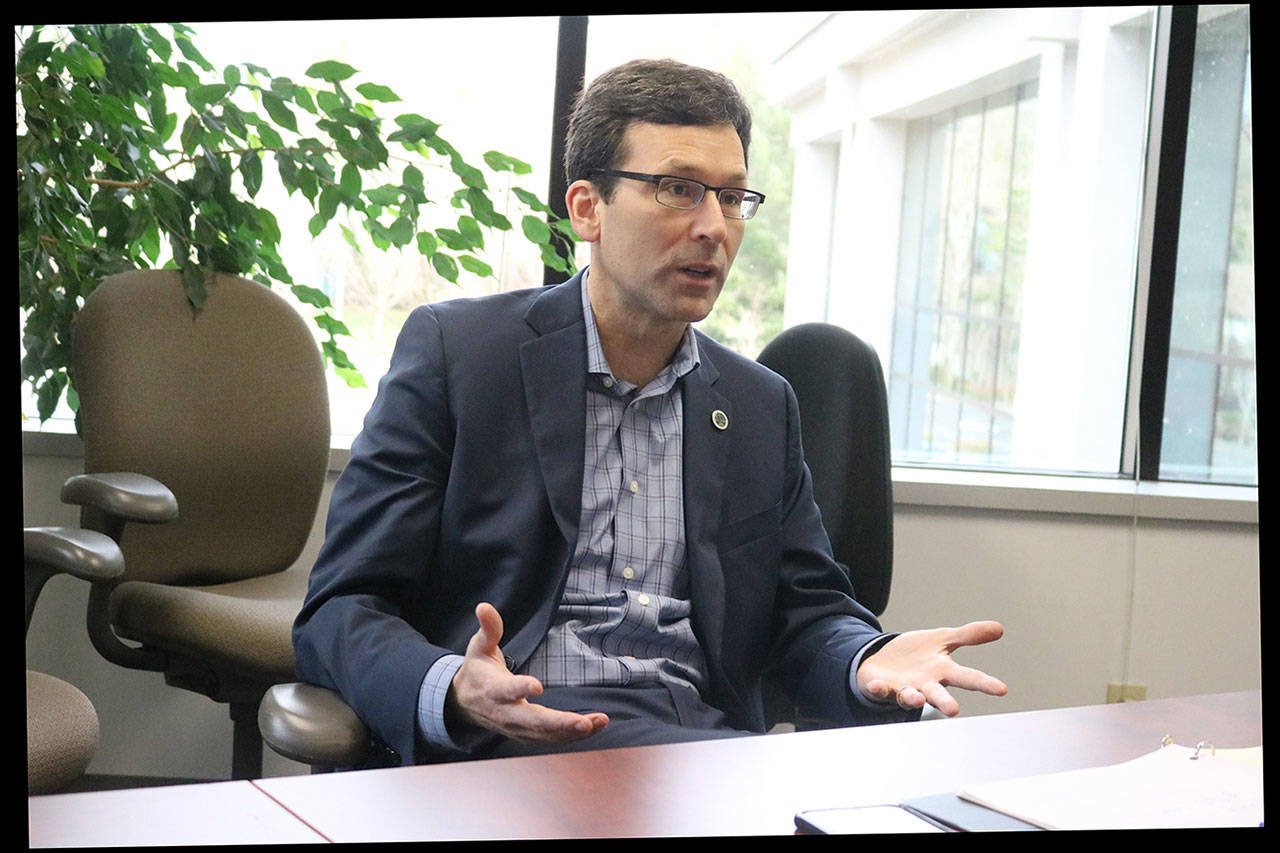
[[711, 409, 729, 431]]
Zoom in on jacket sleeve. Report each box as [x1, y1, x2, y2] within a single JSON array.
[[292, 304, 457, 764], [764, 380, 919, 726]]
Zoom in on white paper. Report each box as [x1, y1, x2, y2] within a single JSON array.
[[957, 745, 1263, 830]]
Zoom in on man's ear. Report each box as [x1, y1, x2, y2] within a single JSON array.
[[565, 179, 602, 243]]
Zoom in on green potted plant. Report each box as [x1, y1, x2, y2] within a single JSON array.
[[17, 22, 577, 425]]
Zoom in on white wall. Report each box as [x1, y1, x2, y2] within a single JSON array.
[[23, 441, 1261, 781]]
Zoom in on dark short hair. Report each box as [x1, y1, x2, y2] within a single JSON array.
[[564, 58, 753, 200]]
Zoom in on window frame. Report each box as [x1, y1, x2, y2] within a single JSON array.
[[21, 10, 1256, 497]]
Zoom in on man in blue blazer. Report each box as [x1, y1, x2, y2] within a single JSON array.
[[294, 59, 1006, 765]]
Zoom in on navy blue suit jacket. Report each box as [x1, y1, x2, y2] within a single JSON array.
[[293, 270, 903, 763]]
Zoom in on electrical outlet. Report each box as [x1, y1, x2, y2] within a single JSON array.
[[1106, 682, 1147, 703]]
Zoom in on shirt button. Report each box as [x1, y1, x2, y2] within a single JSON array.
[[622, 566, 635, 579], [628, 479, 640, 493], [637, 593, 650, 606], [602, 376, 614, 389]]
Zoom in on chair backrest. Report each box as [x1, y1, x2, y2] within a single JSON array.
[[757, 323, 893, 615], [72, 270, 330, 586]]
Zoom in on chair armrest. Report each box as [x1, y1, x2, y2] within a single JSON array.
[[24, 526, 124, 632], [56, 474, 175, 671], [60, 472, 179, 531], [259, 683, 370, 770], [25, 527, 125, 583]]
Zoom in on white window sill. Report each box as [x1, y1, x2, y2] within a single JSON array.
[[23, 430, 1257, 526], [892, 465, 1258, 524]]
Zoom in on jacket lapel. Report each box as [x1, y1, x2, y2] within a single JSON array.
[[681, 343, 733, 682], [519, 274, 588, 550]]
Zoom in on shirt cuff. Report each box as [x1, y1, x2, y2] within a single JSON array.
[[417, 654, 466, 752]]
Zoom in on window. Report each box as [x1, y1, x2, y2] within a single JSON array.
[[21, 12, 1255, 489], [891, 82, 1037, 465], [773, 7, 1255, 484], [1159, 5, 1254, 484]]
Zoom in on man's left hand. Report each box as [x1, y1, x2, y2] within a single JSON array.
[[857, 621, 1007, 716]]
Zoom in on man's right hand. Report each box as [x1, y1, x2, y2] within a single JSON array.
[[445, 602, 609, 744]]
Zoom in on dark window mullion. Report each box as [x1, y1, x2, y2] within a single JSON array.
[[1138, 4, 1199, 480], [544, 15, 588, 285]]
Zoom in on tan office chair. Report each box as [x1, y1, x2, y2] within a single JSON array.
[[62, 269, 330, 779], [26, 527, 124, 794]]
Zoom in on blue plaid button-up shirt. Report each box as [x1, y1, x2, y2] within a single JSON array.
[[417, 272, 706, 751], [520, 272, 706, 693]]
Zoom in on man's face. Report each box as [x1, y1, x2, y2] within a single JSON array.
[[573, 121, 748, 334]]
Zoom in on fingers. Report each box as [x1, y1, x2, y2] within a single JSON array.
[[453, 601, 610, 744], [942, 663, 1008, 697], [859, 620, 1007, 716], [945, 621, 1004, 650], [468, 602, 504, 656], [497, 707, 610, 744]]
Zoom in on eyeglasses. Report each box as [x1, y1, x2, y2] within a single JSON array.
[[591, 169, 766, 220]]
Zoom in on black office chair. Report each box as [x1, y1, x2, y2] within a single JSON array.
[[756, 322, 894, 729], [26, 527, 125, 794]]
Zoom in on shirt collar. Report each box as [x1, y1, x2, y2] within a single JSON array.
[[579, 267, 701, 396]]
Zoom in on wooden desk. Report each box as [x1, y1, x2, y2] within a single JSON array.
[[29, 691, 1261, 844], [253, 690, 1261, 841]]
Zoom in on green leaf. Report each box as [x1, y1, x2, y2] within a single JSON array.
[[293, 86, 317, 115], [459, 255, 494, 278], [64, 45, 106, 79], [261, 93, 298, 133], [416, 231, 437, 256], [435, 228, 470, 252], [322, 339, 356, 368], [451, 156, 486, 190], [431, 252, 458, 283], [313, 313, 351, 336], [306, 60, 358, 82], [174, 34, 215, 72], [355, 82, 400, 102], [513, 186, 554, 215], [340, 223, 360, 251], [139, 220, 161, 264], [223, 64, 242, 88], [257, 123, 285, 149], [276, 152, 299, 193], [190, 83, 229, 109], [483, 150, 532, 174], [182, 264, 207, 311], [180, 114, 203, 154], [456, 215, 484, 249], [36, 373, 67, 422], [334, 366, 367, 389], [387, 113, 439, 143], [387, 216, 414, 246], [521, 215, 552, 244], [291, 283, 331, 308], [316, 89, 347, 117], [159, 111, 179, 141], [339, 163, 362, 202], [270, 77, 297, 99]]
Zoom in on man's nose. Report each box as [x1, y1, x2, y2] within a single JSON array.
[[689, 192, 730, 243]]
